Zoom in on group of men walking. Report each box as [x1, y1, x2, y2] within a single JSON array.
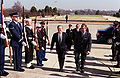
[[0, 12, 92, 76], [50, 23, 92, 73]]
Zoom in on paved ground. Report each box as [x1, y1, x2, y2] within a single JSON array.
[[1, 21, 120, 78]]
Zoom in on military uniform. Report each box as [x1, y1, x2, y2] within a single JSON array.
[[25, 26, 35, 68], [9, 12, 25, 71], [0, 28, 9, 76], [36, 26, 43, 66], [114, 28, 120, 67], [40, 22, 49, 61]]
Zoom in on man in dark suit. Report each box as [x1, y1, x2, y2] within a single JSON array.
[[50, 25, 67, 72], [9, 12, 26, 72], [0, 27, 9, 76], [66, 24, 73, 51], [73, 24, 91, 73]]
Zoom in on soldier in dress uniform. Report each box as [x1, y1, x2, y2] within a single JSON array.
[[36, 25, 44, 66], [0, 27, 9, 76], [24, 19, 37, 69], [111, 21, 119, 61], [40, 21, 50, 61], [114, 25, 120, 74], [9, 12, 26, 72], [66, 24, 73, 51]]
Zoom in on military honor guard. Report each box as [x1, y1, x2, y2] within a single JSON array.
[[36, 25, 44, 66], [50, 25, 67, 72], [9, 12, 26, 72], [24, 19, 37, 69], [111, 21, 119, 61], [66, 24, 73, 51], [73, 24, 91, 73], [114, 25, 120, 74], [40, 21, 50, 61], [0, 27, 9, 76]]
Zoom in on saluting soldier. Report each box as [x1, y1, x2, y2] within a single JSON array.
[[0, 27, 9, 76], [9, 12, 26, 72], [66, 24, 73, 51], [40, 21, 50, 61], [24, 19, 37, 69]]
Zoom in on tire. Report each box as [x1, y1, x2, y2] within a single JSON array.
[[107, 38, 112, 44]]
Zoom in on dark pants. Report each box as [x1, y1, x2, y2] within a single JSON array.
[[111, 43, 116, 60], [36, 49, 43, 65], [25, 43, 33, 63], [116, 45, 120, 66], [12, 46, 22, 70], [74, 50, 86, 70], [57, 51, 66, 70], [66, 41, 72, 50], [42, 43, 46, 59], [0, 43, 5, 74]]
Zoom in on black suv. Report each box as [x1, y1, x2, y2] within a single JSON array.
[[96, 26, 114, 44]]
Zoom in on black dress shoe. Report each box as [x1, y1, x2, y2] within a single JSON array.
[[0, 71, 9, 76], [114, 65, 119, 68], [28, 65, 35, 69], [115, 71, 120, 74], [59, 69, 64, 72], [81, 69, 84, 73], [110, 59, 115, 61], [37, 64, 44, 66], [42, 58, 48, 61], [15, 68, 25, 72]]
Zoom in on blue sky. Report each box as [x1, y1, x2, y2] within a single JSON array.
[[3, 0, 120, 10]]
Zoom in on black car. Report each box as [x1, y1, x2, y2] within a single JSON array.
[[96, 26, 114, 44]]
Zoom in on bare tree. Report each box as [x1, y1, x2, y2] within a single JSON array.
[[12, 1, 22, 16]]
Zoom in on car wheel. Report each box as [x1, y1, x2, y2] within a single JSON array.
[[107, 38, 112, 44]]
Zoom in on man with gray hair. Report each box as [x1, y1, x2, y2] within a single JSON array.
[[50, 25, 67, 72]]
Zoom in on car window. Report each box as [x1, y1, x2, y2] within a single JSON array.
[[105, 26, 114, 32]]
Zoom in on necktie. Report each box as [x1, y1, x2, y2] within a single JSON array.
[[59, 35, 61, 44]]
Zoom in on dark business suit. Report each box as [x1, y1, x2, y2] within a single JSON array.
[[51, 32, 67, 70], [9, 21, 23, 70], [66, 28, 73, 50], [73, 29, 91, 71]]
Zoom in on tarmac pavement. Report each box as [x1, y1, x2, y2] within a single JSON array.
[[1, 22, 120, 78]]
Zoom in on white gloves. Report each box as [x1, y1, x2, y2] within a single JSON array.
[[42, 47, 45, 51], [0, 33, 6, 39], [116, 42, 120, 45], [113, 36, 116, 39], [31, 41, 37, 46], [22, 41, 27, 46]]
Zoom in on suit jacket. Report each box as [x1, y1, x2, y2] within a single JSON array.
[[9, 21, 23, 46], [73, 29, 92, 52], [66, 29, 73, 40], [50, 32, 67, 53]]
